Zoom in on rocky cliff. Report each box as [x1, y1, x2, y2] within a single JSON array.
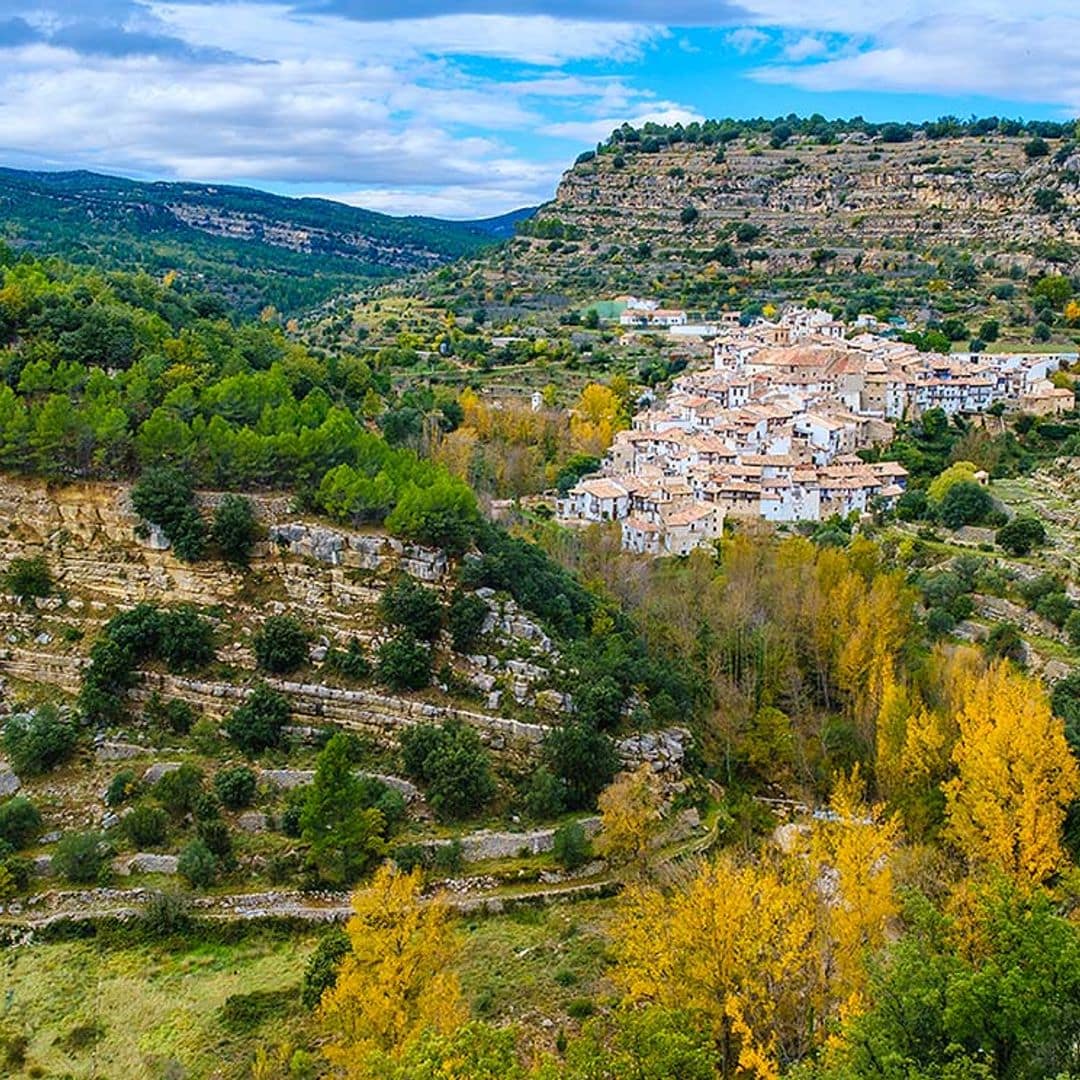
[[0, 476, 554, 757], [0, 477, 692, 785], [490, 132, 1080, 303]]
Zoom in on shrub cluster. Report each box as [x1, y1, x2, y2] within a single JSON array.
[[225, 682, 291, 756], [79, 604, 216, 723], [253, 615, 309, 674], [2, 704, 78, 776], [400, 719, 495, 821], [3, 555, 52, 604]]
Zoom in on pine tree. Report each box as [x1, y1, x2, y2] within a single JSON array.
[[300, 733, 386, 885]]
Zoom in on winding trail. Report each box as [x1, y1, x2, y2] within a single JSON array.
[[1, 810, 724, 931]]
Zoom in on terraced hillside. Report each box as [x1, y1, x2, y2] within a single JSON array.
[[528, 134, 1077, 294], [371, 127, 1080, 330]]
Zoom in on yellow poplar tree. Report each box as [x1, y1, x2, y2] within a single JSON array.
[[433, 427, 478, 481], [926, 461, 978, 506], [834, 568, 914, 741], [459, 388, 492, 439], [595, 764, 667, 880], [319, 864, 466, 1077], [610, 856, 820, 1078], [873, 673, 915, 800], [944, 662, 1079, 885], [809, 767, 900, 1019], [569, 383, 626, 455]]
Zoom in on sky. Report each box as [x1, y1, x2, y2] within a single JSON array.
[[2, 2, 1079, 219]]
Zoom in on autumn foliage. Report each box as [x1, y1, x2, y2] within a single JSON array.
[[944, 661, 1079, 884], [319, 864, 466, 1076]]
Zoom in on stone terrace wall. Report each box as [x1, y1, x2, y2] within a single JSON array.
[[0, 476, 448, 612], [0, 647, 546, 758], [134, 672, 547, 756]]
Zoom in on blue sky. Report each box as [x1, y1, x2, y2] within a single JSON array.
[[1, 2, 1077, 217]]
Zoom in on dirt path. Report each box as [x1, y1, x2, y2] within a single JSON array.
[[2, 811, 723, 931]]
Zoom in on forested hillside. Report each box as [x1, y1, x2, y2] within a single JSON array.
[[0, 245, 492, 550], [3, 121, 1080, 1080], [0, 167, 524, 315]]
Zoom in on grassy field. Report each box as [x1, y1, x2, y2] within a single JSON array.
[[0, 930, 320, 1079], [0, 898, 619, 1079], [458, 899, 614, 1041]]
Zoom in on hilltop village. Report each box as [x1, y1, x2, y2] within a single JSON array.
[[559, 304, 1075, 555]]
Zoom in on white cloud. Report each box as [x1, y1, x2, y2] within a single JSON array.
[[748, 10, 1080, 112], [0, 5, 698, 215], [725, 27, 769, 54], [542, 105, 704, 144], [10, 0, 1080, 222], [734, 1, 1080, 112], [781, 34, 825, 62], [153, 3, 667, 66], [321, 178, 554, 218]]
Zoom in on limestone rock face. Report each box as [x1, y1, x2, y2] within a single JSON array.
[[0, 477, 448, 615], [0, 764, 21, 797], [267, 523, 448, 581], [616, 727, 690, 782], [95, 742, 147, 762], [117, 853, 180, 875], [498, 133, 1080, 299], [142, 763, 182, 785], [237, 811, 268, 833]]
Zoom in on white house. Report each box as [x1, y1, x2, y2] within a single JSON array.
[[621, 504, 724, 557], [558, 477, 631, 523], [649, 309, 689, 327]]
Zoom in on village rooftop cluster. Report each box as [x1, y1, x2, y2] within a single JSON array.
[[559, 303, 1075, 556]]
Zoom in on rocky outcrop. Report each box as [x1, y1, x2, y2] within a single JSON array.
[[616, 727, 690, 785], [141, 762, 182, 784], [268, 522, 448, 581], [0, 764, 21, 797], [973, 594, 1064, 642], [116, 853, 179, 876], [475, 588, 555, 653], [0, 476, 448, 614]]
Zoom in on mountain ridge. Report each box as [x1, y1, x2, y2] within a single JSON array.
[[397, 122, 1080, 324], [0, 165, 536, 314]]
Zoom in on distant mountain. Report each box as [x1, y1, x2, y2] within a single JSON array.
[[465, 206, 539, 239], [0, 166, 535, 314]]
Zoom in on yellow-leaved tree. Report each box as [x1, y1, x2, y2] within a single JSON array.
[[944, 661, 1079, 885], [319, 864, 466, 1077], [595, 764, 667, 880], [832, 558, 915, 743], [876, 644, 981, 838], [569, 383, 627, 456], [926, 460, 979, 507], [809, 767, 900, 1020], [610, 856, 820, 1079]]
